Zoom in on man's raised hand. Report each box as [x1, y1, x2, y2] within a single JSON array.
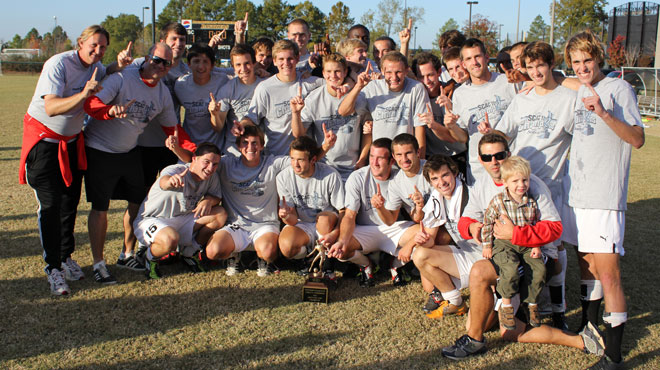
[[82, 67, 102, 97], [409, 185, 424, 208], [582, 83, 606, 116], [117, 41, 134, 68], [371, 183, 385, 209], [108, 99, 136, 119], [230, 120, 244, 136], [399, 18, 412, 44], [290, 85, 305, 114], [278, 196, 294, 220], [167, 167, 188, 189], [414, 221, 431, 246], [209, 29, 227, 48], [477, 112, 492, 134], [208, 92, 221, 115], [417, 102, 435, 127], [322, 122, 337, 150]]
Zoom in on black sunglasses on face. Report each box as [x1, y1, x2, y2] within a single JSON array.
[[479, 151, 507, 162], [149, 55, 172, 67]]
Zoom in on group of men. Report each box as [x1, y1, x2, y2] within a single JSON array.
[[21, 14, 643, 369]]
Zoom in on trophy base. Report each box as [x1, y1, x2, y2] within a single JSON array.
[[302, 276, 329, 303]]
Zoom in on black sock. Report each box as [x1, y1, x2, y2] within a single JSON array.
[[550, 285, 563, 310], [580, 298, 602, 329], [604, 322, 625, 363]]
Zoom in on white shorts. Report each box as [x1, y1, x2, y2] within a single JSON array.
[[353, 221, 415, 256], [450, 240, 484, 290], [286, 222, 319, 248], [221, 223, 280, 253], [135, 214, 196, 249], [561, 206, 625, 256]]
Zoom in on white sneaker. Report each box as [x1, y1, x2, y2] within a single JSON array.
[[225, 255, 240, 276], [61, 257, 85, 281], [257, 259, 271, 277], [46, 268, 70, 295]]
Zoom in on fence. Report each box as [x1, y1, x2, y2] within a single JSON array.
[[619, 67, 660, 117]]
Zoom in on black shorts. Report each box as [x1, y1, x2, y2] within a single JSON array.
[[139, 145, 178, 190], [84, 146, 146, 211]]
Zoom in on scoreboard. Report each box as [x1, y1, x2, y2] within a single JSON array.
[[181, 20, 243, 66]]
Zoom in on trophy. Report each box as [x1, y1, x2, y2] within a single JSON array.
[[302, 242, 330, 303]]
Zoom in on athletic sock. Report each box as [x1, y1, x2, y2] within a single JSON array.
[[93, 260, 106, 270], [603, 317, 626, 363], [146, 248, 156, 262], [442, 289, 462, 306], [347, 250, 370, 268], [580, 279, 604, 328], [292, 247, 307, 260]]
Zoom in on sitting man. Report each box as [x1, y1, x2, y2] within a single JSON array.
[[276, 136, 344, 276], [441, 133, 605, 361], [134, 143, 227, 279], [327, 138, 418, 287]]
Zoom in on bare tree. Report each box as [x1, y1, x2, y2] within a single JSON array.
[[624, 44, 640, 67]]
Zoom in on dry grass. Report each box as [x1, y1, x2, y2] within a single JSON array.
[[1, 74, 659, 369]]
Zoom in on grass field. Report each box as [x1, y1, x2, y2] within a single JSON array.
[[1, 73, 659, 369]]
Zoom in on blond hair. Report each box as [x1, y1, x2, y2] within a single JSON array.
[[564, 30, 605, 68], [322, 52, 348, 71], [272, 39, 299, 58], [76, 25, 110, 48], [336, 38, 367, 58], [500, 156, 531, 181]]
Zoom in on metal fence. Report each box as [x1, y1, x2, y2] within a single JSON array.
[[619, 67, 660, 117]]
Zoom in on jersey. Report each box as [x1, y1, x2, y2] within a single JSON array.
[[219, 154, 289, 231], [569, 77, 643, 211], [84, 67, 177, 153], [385, 159, 433, 215], [426, 97, 468, 157], [355, 78, 429, 140], [27, 50, 106, 136], [344, 166, 398, 226], [276, 162, 345, 223], [421, 177, 468, 243], [218, 76, 266, 154], [452, 72, 517, 183]]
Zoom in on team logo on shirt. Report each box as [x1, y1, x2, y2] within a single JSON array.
[[518, 111, 557, 139], [274, 100, 292, 118], [183, 99, 210, 119], [372, 104, 410, 126], [231, 179, 266, 197], [123, 100, 156, 123], [232, 98, 251, 117], [574, 107, 596, 136], [321, 114, 356, 134], [467, 95, 509, 128], [292, 193, 328, 212]]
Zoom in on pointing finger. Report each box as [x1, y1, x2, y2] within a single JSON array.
[[126, 99, 136, 108], [484, 112, 489, 124], [322, 122, 329, 136], [440, 84, 444, 96], [298, 85, 302, 98], [209, 92, 216, 103], [325, 33, 330, 43], [407, 18, 413, 30], [90, 67, 98, 81], [126, 41, 133, 54], [376, 183, 381, 196], [174, 125, 180, 139], [366, 61, 372, 74], [414, 185, 420, 194], [426, 102, 432, 114], [244, 12, 249, 23], [420, 221, 426, 234], [585, 83, 599, 97]]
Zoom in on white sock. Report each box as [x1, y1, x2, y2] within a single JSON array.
[[442, 289, 463, 306], [292, 247, 307, 260], [347, 250, 370, 267], [93, 260, 106, 270], [146, 248, 155, 262]]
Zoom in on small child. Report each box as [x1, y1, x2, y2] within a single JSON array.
[[481, 156, 547, 329]]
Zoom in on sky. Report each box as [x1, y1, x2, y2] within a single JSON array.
[[0, 0, 623, 49]]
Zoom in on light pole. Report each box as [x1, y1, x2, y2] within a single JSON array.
[[53, 16, 57, 29], [498, 24, 503, 48], [142, 6, 150, 45], [151, 0, 156, 45], [414, 26, 418, 52], [467, 1, 478, 36], [516, 0, 521, 42]]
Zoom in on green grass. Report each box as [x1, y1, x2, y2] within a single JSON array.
[[1, 74, 660, 369]]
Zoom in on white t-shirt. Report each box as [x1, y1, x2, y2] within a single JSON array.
[[276, 162, 345, 223], [452, 72, 517, 183], [217, 76, 265, 155], [301, 83, 366, 181], [219, 154, 289, 231], [344, 166, 398, 226], [136, 163, 223, 220], [568, 77, 643, 211], [245, 73, 323, 156], [27, 50, 106, 136], [84, 68, 178, 153], [421, 177, 468, 243], [385, 160, 433, 215], [355, 78, 429, 140], [497, 85, 576, 201], [174, 70, 229, 148]]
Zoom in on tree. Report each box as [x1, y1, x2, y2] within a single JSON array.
[[360, 10, 386, 41], [607, 35, 625, 68], [101, 14, 143, 64], [461, 14, 498, 55], [157, 0, 234, 28], [527, 15, 549, 42], [7, 34, 23, 49], [291, 1, 326, 42], [23, 28, 42, 49], [552, 0, 607, 46], [41, 26, 73, 56], [360, 0, 424, 38], [326, 2, 353, 43], [436, 18, 460, 49], [251, 0, 293, 40]]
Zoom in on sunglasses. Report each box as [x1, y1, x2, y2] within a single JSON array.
[[479, 151, 508, 162], [149, 55, 172, 67]]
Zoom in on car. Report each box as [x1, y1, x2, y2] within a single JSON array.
[[607, 70, 645, 95]]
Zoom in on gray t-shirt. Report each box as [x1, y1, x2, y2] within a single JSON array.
[[497, 85, 576, 201], [569, 77, 643, 211], [245, 73, 323, 156], [27, 50, 106, 136], [385, 160, 433, 215], [344, 166, 398, 226], [137, 163, 223, 220], [355, 78, 429, 140], [131, 58, 191, 147], [84, 67, 178, 153], [219, 154, 289, 231], [276, 162, 345, 223], [218, 76, 266, 155], [301, 83, 365, 181], [426, 97, 468, 157], [452, 72, 517, 184], [174, 70, 230, 148]]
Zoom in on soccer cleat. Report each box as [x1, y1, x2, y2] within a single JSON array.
[[426, 300, 468, 319], [225, 256, 241, 276], [528, 304, 541, 328], [498, 305, 516, 330], [46, 268, 70, 296], [580, 321, 605, 357], [135, 243, 148, 268], [93, 263, 117, 285], [391, 267, 411, 286], [587, 355, 622, 370], [256, 259, 273, 277], [61, 257, 84, 281], [182, 253, 205, 273], [145, 259, 162, 279], [116, 256, 146, 271], [442, 334, 487, 360], [295, 259, 309, 276], [423, 288, 444, 313], [358, 266, 375, 287]]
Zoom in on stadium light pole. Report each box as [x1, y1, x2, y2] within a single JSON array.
[[151, 0, 156, 45], [142, 6, 150, 45], [53, 16, 57, 29], [467, 2, 478, 37], [516, 0, 521, 42], [414, 26, 418, 52]]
